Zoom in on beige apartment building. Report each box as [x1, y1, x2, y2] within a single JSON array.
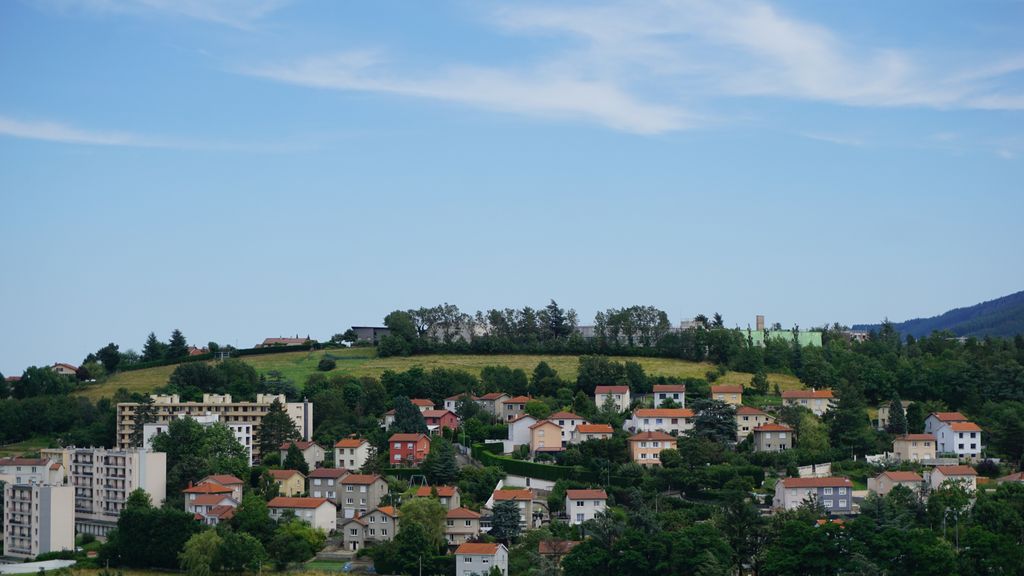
[[445, 507, 481, 545], [116, 393, 312, 463], [891, 434, 936, 462], [3, 483, 75, 559], [48, 447, 167, 537], [735, 406, 775, 441]]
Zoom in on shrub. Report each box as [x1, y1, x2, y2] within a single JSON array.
[[317, 358, 336, 372]]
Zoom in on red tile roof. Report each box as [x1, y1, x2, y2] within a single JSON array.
[[508, 414, 536, 424], [280, 441, 320, 451], [190, 494, 235, 506], [550, 411, 584, 420], [754, 424, 793, 432], [410, 399, 435, 407], [422, 409, 456, 418], [595, 386, 629, 394], [183, 482, 233, 494], [478, 392, 508, 401], [736, 406, 768, 416], [894, 434, 935, 441], [782, 389, 834, 399], [446, 507, 481, 519], [268, 469, 304, 481], [207, 505, 236, 520], [455, 543, 500, 555], [389, 433, 429, 442], [565, 489, 607, 500], [935, 465, 977, 477], [949, 422, 982, 432], [268, 497, 331, 509], [653, 384, 686, 393], [529, 419, 560, 430], [202, 474, 244, 486], [0, 457, 51, 467], [334, 438, 368, 448], [493, 489, 534, 501], [576, 424, 614, 434], [341, 474, 384, 485], [930, 412, 968, 422], [308, 468, 349, 479], [416, 485, 457, 498], [781, 477, 852, 488], [504, 395, 532, 404], [629, 431, 676, 442], [879, 471, 923, 482], [633, 408, 694, 418], [374, 505, 399, 517], [446, 393, 477, 401], [710, 385, 742, 394], [261, 338, 307, 346], [997, 472, 1024, 483]]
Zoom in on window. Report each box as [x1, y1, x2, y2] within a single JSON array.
[[447, 520, 454, 526], [576, 513, 584, 522], [406, 442, 413, 449], [576, 500, 583, 507], [350, 529, 358, 536], [839, 499, 847, 508], [824, 500, 833, 508], [656, 418, 663, 425], [465, 520, 472, 526], [314, 479, 321, 486], [838, 488, 846, 495], [393, 442, 400, 449], [779, 433, 787, 439], [464, 557, 472, 563], [381, 529, 388, 535]]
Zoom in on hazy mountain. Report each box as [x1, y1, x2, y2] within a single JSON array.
[[854, 290, 1024, 339]]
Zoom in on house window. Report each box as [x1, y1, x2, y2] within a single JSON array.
[[823, 487, 833, 495], [576, 501, 583, 507], [824, 500, 833, 508], [576, 513, 584, 522], [839, 499, 847, 508], [465, 520, 471, 526], [837, 488, 846, 495], [447, 520, 454, 527]]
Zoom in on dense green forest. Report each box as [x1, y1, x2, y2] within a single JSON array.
[[854, 289, 1024, 338]]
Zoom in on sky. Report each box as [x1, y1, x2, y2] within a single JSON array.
[[1, 0, 1023, 375]]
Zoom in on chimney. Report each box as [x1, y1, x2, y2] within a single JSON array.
[[756, 315, 765, 331]]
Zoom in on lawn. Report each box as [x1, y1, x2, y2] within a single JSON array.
[[0, 435, 56, 457], [301, 560, 350, 572], [76, 347, 805, 401]]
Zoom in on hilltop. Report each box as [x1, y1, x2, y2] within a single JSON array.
[[854, 289, 1024, 339], [73, 347, 803, 401]]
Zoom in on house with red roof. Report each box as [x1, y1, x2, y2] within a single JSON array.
[[929, 465, 978, 492], [628, 408, 694, 435], [753, 423, 793, 452], [773, 477, 853, 513], [268, 469, 306, 497], [389, 433, 430, 466], [628, 431, 677, 467], [502, 395, 532, 422], [267, 497, 336, 532], [490, 489, 537, 529], [362, 506, 400, 543], [565, 489, 607, 525], [410, 398, 436, 411], [653, 384, 686, 408], [455, 542, 508, 576], [445, 507, 481, 545], [550, 411, 587, 444], [571, 423, 613, 444], [781, 389, 835, 416], [891, 434, 936, 462], [868, 471, 923, 496], [710, 384, 743, 406], [595, 385, 631, 412], [925, 413, 983, 460], [308, 468, 350, 501], [279, 440, 325, 470], [198, 474, 245, 500], [334, 437, 370, 471], [444, 392, 477, 413], [51, 363, 78, 377], [423, 409, 459, 432], [735, 406, 775, 441], [476, 392, 510, 420], [530, 420, 564, 453], [414, 485, 461, 510]]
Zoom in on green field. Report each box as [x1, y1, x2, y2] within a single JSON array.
[[0, 435, 57, 457], [75, 347, 804, 400]]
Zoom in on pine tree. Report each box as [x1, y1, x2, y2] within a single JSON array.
[[259, 399, 299, 458], [167, 329, 189, 360], [283, 443, 309, 476], [490, 500, 522, 544], [130, 395, 158, 448], [887, 398, 908, 435], [422, 437, 458, 485], [142, 332, 167, 362], [905, 402, 926, 434], [391, 396, 428, 434]]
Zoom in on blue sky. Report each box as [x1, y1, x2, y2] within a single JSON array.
[[1, 0, 1022, 374]]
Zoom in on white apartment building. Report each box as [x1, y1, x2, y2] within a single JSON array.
[[333, 438, 370, 470], [594, 386, 631, 412], [144, 413, 253, 465], [56, 447, 167, 537], [627, 408, 694, 435], [653, 384, 686, 408], [455, 543, 508, 576], [3, 483, 74, 559], [117, 393, 311, 463], [0, 457, 65, 486], [550, 412, 587, 445], [565, 489, 607, 525], [925, 413, 984, 459]]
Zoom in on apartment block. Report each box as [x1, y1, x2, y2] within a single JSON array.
[[57, 447, 167, 537], [144, 413, 254, 465], [117, 393, 312, 463], [0, 457, 64, 486], [3, 483, 74, 559]]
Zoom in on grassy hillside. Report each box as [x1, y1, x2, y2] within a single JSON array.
[[75, 348, 804, 400]]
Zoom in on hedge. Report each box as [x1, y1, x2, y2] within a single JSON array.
[[471, 443, 634, 486]]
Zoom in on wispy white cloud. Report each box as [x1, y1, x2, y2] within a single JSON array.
[[240, 0, 1024, 133], [800, 133, 864, 147], [42, 0, 289, 29], [0, 115, 161, 146]]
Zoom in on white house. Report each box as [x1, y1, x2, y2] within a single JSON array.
[[781, 389, 835, 416], [652, 384, 686, 408], [267, 497, 337, 533], [925, 413, 983, 460], [571, 423, 614, 444], [550, 411, 587, 445], [929, 465, 978, 492], [565, 489, 607, 525], [594, 386, 630, 412], [503, 414, 537, 453], [627, 408, 694, 435], [333, 438, 370, 471], [455, 542, 508, 576]]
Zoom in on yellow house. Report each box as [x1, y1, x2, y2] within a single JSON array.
[[269, 469, 306, 497], [891, 434, 936, 462], [529, 420, 564, 453], [627, 431, 676, 467], [710, 385, 742, 406]]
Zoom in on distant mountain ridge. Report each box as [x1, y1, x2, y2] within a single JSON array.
[[853, 290, 1024, 339]]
